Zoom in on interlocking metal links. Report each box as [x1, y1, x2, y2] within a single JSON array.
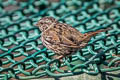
[[0, 0, 120, 79]]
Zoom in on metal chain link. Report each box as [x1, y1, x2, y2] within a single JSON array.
[[0, 0, 120, 79]]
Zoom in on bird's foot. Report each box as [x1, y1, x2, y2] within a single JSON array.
[[56, 55, 64, 62]]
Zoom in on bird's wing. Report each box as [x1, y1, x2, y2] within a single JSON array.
[[59, 35, 81, 48], [61, 23, 85, 44], [55, 23, 84, 48], [43, 25, 81, 48]]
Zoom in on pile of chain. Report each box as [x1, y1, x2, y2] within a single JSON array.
[[0, 0, 120, 80]]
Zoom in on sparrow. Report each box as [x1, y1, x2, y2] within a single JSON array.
[[36, 17, 110, 60]]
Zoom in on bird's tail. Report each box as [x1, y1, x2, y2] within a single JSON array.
[[86, 27, 111, 37]]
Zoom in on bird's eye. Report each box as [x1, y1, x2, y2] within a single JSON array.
[[84, 33, 87, 36], [40, 22, 44, 25]]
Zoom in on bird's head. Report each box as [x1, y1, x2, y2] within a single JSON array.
[[36, 17, 57, 32]]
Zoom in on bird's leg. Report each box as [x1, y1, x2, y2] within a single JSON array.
[[56, 55, 64, 59], [56, 55, 64, 63], [79, 43, 88, 48], [56, 55, 72, 62]]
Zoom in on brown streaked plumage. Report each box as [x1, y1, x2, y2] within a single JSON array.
[[36, 17, 110, 59]]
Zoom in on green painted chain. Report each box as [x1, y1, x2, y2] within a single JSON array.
[[0, 0, 120, 80]]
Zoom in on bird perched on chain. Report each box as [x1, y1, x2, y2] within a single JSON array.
[[36, 17, 110, 60]]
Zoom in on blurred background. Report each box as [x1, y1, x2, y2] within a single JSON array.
[[0, 0, 120, 80]]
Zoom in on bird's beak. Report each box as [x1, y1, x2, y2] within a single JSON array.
[[34, 22, 39, 27]]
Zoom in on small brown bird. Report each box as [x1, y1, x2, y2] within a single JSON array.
[[36, 17, 110, 60]]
